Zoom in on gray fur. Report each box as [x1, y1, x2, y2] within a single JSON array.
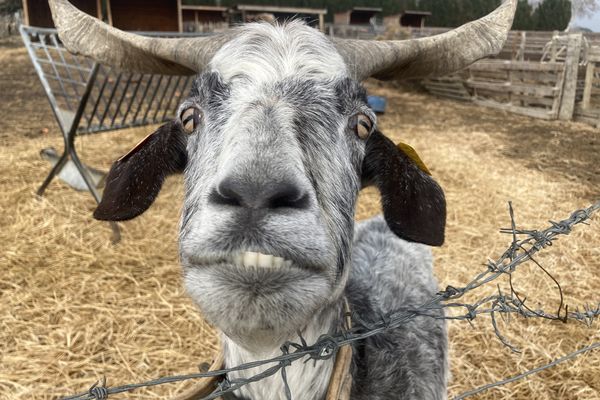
[[347, 216, 447, 400], [176, 22, 447, 400]]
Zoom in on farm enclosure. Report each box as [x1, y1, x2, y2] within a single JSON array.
[[415, 29, 600, 127], [1, 32, 600, 400]]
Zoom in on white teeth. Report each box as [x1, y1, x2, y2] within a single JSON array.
[[243, 251, 258, 268], [273, 257, 284, 268], [233, 253, 243, 266], [257, 253, 273, 268], [236, 252, 291, 269]]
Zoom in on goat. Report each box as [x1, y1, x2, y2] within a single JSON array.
[[49, 1, 517, 399]]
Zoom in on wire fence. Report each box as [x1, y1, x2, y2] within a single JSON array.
[[62, 200, 600, 400]]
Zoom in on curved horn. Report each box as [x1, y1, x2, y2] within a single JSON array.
[[49, 0, 233, 75], [333, 0, 517, 81]]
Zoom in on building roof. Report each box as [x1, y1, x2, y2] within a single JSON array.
[[180, 5, 228, 12], [235, 4, 327, 15], [402, 10, 432, 16], [350, 7, 383, 13]]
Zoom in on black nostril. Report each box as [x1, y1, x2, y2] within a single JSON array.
[[210, 178, 244, 207], [209, 175, 310, 210], [268, 184, 310, 209]]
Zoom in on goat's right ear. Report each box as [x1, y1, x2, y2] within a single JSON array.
[[93, 120, 187, 221], [361, 130, 446, 247]]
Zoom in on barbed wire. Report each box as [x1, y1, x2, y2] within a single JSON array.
[[62, 200, 600, 400], [452, 341, 600, 400]]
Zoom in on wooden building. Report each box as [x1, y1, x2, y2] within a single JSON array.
[[384, 11, 431, 28], [400, 10, 431, 28], [23, 0, 180, 31], [333, 7, 382, 26], [232, 5, 327, 32], [22, 0, 101, 28], [180, 4, 228, 33], [22, 1, 327, 32], [108, 0, 180, 31]]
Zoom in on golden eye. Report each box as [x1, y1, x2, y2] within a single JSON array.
[[349, 113, 373, 140], [180, 106, 201, 134]]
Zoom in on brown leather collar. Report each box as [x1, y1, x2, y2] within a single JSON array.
[[325, 297, 353, 400], [173, 298, 353, 400]]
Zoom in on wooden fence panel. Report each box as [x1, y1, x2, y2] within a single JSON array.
[[423, 60, 566, 120], [470, 60, 566, 120], [575, 46, 600, 127]]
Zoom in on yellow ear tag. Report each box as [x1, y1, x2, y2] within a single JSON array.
[[397, 142, 432, 176]]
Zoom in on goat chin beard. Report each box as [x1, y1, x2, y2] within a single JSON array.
[[183, 259, 346, 352]]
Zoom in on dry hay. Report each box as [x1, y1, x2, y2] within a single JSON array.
[[1, 38, 599, 400]]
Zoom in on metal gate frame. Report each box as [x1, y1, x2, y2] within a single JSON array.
[[20, 25, 201, 242]]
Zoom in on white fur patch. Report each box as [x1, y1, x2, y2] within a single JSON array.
[[210, 21, 348, 85]]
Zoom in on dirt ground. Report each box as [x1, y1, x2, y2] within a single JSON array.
[[1, 35, 599, 399]]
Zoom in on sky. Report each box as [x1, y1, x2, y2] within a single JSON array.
[[574, 10, 600, 31], [527, 0, 600, 32]]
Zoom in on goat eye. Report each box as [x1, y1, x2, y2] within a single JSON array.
[[349, 114, 373, 140], [180, 106, 202, 134]]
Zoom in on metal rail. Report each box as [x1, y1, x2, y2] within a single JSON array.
[[20, 25, 204, 243]]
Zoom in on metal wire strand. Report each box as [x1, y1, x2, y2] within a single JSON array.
[[61, 200, 600, 400]]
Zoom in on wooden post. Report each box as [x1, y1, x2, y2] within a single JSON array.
[[581, 61, 595, 111], [22, 0, 30, 25], [550, 30, 559, 62], [177, 0, 183, 32], [319, 13, 325, 33], [518, 31, 526, 61], [558, 34, 583, 121], [106, 0, 113, 26]]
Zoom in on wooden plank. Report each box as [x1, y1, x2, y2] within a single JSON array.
[[425, 75, 465, 83], [581, 62, 596, 110], [474, 98, 553, 119], [509, 71, 560, 84], [511, 94, 556, 107], [177, 0, 183, 33], [470, 61, 563, 72], [106, 0, 113, 26], [575, 105, 600, 118], [429, 91, 472, 101], [22, 0, 30, 26], [423, 81, 467, 90], [588, 47, 600, 62], [466, 80, 558, 97], [424, 85, 471, 98], [573, 113, 600, 127], [559, 34, 583, 120], [471, 70, 508, 81]]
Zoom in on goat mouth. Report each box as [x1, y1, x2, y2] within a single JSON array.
[[188, 251, 302, 271]]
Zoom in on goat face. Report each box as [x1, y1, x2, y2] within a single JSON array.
[[178, 78, 372, 345], [94, 23, 446, 347]]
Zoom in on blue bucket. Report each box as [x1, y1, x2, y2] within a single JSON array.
[[367, 95, 387, 113]]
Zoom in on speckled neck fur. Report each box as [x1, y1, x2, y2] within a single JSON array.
[[222, 298, 344, 400]]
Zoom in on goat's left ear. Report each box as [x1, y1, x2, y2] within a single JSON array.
[[93, 120, 187, 221], [362, 130, 446, 246]]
